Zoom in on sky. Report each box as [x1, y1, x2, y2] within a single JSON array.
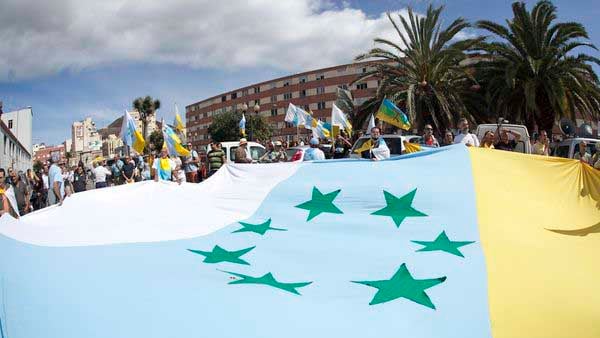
[[1, 0, 599, 145]]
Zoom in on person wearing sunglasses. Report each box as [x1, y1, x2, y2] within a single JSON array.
[[421, 124, 439, 147]]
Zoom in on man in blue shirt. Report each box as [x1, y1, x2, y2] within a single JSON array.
[[111, 155, 124, 185], [47, 157, 64, 206], [304, 138, 326, 161]]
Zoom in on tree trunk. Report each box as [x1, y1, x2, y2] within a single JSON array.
[[535, 93, 556, 140]]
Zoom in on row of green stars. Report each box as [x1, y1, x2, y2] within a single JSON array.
[[296, 186, 427, 227], [186, 186, 474, 309]]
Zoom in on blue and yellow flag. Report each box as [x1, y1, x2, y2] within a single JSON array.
[[239, 113, 246, 137], [173, 104, 185, 132], [119, 110, 145, 154], [377, 98, 411, 131], [1, 146, 599, 338], [162, 121, 190, 157]]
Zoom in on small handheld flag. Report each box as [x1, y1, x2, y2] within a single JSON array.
[[376, 99, 411, 131], [239, 113, 246, 137], [162, 119, 190, 157], [173, 104, 185, 132]]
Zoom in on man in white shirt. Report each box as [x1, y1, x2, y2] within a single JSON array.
[[92, 162, 111, 189], [453, 118, 480, 147], [304, 138, 326, 161]]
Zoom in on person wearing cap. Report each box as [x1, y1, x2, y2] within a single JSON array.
[[234, 138, 253, 164], [260, 140, 288, 163], [183, 142, 200, 183], [304, 138, 326, 161]]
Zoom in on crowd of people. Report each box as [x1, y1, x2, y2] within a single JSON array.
[[1, 119, 598, 219]]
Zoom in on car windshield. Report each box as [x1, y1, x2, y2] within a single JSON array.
[[351, 137, 404, 155], [285, 148, 300, 160]]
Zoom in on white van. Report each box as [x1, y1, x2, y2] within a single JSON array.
[[551, 138, 599, 159], [475, 124, 531, 154], [219, 141, 266, 163]]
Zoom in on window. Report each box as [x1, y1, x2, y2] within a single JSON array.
[[284, 93, 292, 100], [340, 84, 348, 90], [362, 67, 367, 73], [300, 90, 306, 98], [231, 92, 238, 99], [356, 83, 368, 90], [242, 89, 249, 96], [254, 86, 260, 94], [283, 81, 290, 87], [271, 108, 278, 116], [221, 95, 227, 103], [316, 74, 325, 80], [254, 99, 260, 105], [317, 102, 326, 110], [229, 146, 266, 161], [303, 105, 309, 111], [270, 83, 277, 89], [285, 122, 294, 128], [271, 95, 277, 103], [8, 120, 13, 129], [299, 77, 307, 83], [316, 87, 325, 94]]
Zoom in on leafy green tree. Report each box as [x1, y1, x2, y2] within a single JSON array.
[[354, 5, 483, 133], [33, 160, 43, 173], [475, 0, 600, 134], [133, 96, 161, 152], [208, 111, 272, 142]]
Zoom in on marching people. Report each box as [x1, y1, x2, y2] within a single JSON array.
[[532, 131, 550, 156], [92, 161, 111, 189], [574, 141, 592, 165], [421, 124, 440, 147], [367, 127, 390, 161], [304, 137, 326, 161], [111, 155, 124, 185], [153, 148, 177, 182], [234, 138, 253, 163], [260, 141, 287, 163], [183, 142, 200, 183], [0, 169, 17, 218], [208, 142, 226, 176], [47, 156, 65, 206], [122, 156, 136, 184], [441, 131, 454, 146], [332, 131, 353, 159], [454, 118, 480, 147], [72, 166, 87, 193], [494, 128, 521, 151], [480, 131, 495, 149]]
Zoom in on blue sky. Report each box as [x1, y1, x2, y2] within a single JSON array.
[[1, 0, 598, 145]]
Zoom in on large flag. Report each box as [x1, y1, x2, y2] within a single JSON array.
[[331, 103, 352, 135], [119, 110, 146, 154], [173, 104, 185, 132], [162, 120, 190, 157], [310, 117, 330, 139], [1, 147, 599, 338], [285, 103, 311, 128], [377, 98, 411, 131], [239, 113, 246, 137]]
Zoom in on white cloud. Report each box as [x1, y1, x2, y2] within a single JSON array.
[[0, 0, 411, 81]]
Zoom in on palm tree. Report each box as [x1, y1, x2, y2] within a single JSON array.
[[353, 5, 483, 133], [132, 96, 161, 152], [475, 0, 600, 135]]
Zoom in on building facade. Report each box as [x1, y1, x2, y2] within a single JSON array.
[[0, 119, 32, 171], [33, 145, 66, 164], [185, 62, 377, 147], [1, 107, 33, 154], [71, 117, 102, 154]]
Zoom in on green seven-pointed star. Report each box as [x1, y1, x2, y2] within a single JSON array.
[[371, 189, 427, 227], [352, 263, 446, 309], [232, 218, 287, 235], [187, 245, 255, 265], [295, 187, 343, 221], [220, 270, 313, 295], [412, 231, 475, 258]]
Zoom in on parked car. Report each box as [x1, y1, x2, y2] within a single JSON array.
[[286, 145, 332, 162], [349, 134, 415, 159], [551, 137, 599, 159], [475, 124, 531, 154], [219, 141, 266, 163]]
